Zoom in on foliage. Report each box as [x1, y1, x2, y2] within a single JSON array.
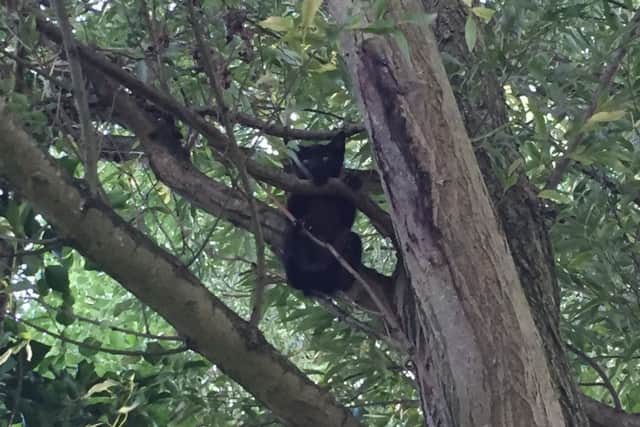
[[0, 0, 638, 425]]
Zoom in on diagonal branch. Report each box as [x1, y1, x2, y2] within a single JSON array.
[[186, 2, 267, 326], [85, 66, 394, 314], [0, 103, 363, 427], [16, 316, 187, 357], [51, 0, 100, 196], [567, 342, 622, 411], [34, 13, 393, 238]]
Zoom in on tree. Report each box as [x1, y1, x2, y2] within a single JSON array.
[[1, 0, 639, 426]]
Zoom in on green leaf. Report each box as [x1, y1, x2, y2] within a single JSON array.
[[301, 0, 323, 29], [465, 15, 477, 52], [373, 0, 388, 20], [258, 16, 294, 32], [55, 306, 75, 326], [79, 337, 102, 357], [361, 19, 395, 34], [108, 189, 129, 210], [143, 342, 166, 365], [44, 265, 70, 293], [507, 158, 524, 176], [84, 379, 119, 398], [538, 189, 572, 204], [0, 347, 13, 366], [401, 12, 437, 28], [392, 31, 412, 66], [584, 110, 625, 129], [471, 7, 495, 23]]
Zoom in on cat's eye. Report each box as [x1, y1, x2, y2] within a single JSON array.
[[322, 156, 329, 162]]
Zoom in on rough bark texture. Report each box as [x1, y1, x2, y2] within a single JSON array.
[[0, 109, 362, 427], [328, 0, 570, 425], [425, 1, 587, 425]]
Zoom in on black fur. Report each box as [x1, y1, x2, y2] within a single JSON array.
[[282, 132, 362, 296]]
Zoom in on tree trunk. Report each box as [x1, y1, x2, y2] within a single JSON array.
[[327, 0, 583, 425]]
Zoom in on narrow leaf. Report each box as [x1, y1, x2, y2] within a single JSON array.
[[465, 15, 477, 52], [393, 31, 413, 66], [471, 7, 495, 22], [258, 16, 293, 32], [44, 265, 70, 293], [585, 110, 625, 126], [301, 0, 323, 28], [538, 189, 572, 204], [84, 379, 120, 398]]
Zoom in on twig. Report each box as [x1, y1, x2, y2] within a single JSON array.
[[22, 296, 181, 341], [195, 106, 365, 140], [317, 298, 406, 351], [139, 0, 171, 94], [567, 342, 622, 410], [186, 3, 267, 327], [17, 316, 188, 357], [545, 8, 640, 190], [186, 216, 223, 267], [52, 0, 100, 196]]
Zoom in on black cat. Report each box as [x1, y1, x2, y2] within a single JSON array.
[[282, 132, 362, 296]]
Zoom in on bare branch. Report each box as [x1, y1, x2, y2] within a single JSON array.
[[196, 106, 365, 140], [580, 394, 640, 427], [17, 316, 188, 357], [24, 297, 182, 341], [567, 342, 622, 411], [51, 0, 100, 196], [186, 2, 267, 326]]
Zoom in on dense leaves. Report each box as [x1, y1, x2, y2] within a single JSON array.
[[0, 0, 639, 425]]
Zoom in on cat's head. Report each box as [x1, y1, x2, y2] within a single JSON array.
[[289, 132, 346, 185]]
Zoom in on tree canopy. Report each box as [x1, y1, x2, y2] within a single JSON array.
[[0, 0, 639, 426]]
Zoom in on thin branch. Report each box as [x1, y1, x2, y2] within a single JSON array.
[[545, 8, 640, 190], [346, 399, 420, 408], [187, 2, 267, 326], [23, 297, 182, 341], [567, 342, 622, 410], [17, 316, 188, 357], [33, 14, 394, 238], [51, 0, 100, 196], [196, 106, 365, 140], [316, 298, 403, 349]]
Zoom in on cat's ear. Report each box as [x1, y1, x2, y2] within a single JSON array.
[[328, 130, 346, 150]]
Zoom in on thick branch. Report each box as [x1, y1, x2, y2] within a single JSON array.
[[34, 14, 393, 238], [85, 68, 394, 314], [580, 394, 640, 427], [0, 105, 362, 427]]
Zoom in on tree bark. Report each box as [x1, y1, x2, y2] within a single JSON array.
[[327, 0, 572, 425]]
